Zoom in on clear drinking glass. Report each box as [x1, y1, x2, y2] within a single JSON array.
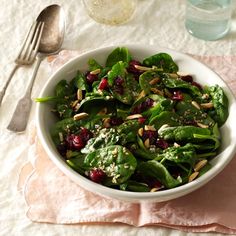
[[185, 0, 232, 40], [82, 0, 137, 25]]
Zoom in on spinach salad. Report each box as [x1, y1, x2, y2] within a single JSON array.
[[37, 47, 229, 192]]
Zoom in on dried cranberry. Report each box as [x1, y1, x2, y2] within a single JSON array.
[[156, 139, 169, 149], [80, 127, 93, 143], [144, 98, 154, 108], [86, 72, 98, 84], [148, 179, 162, 189], [127, 60, 142, 74], [172, 90, 183, 101], [98, 78, 108, 90], [142, 130, 158, 145], [132, 98, 154, 114], [57, 143, 67, 157], [72, 135, 85, 150], [110, 117, 123, 126], [138, 117, 146, 124], [180, 75, 193, 83], [192, 81, 202, 90], [115, 76, 124, 86], [89, 169, 106, 183], [66, 134, 75, 149]]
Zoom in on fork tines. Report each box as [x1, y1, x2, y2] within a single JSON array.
[[16, 21, 44, 64]]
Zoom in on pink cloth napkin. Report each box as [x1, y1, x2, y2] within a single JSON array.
[[18, 50, 236, 234]]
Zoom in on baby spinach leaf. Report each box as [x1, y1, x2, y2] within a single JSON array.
[[84, 145, 137, 185], [175, 100, 215, 127], [158, 125, 211, 142], [107, 61, 127, 86], [144, 98, 174, 120], [205, 85, 229, 127], [156, 143, 197, 167], [139, 71, 160, 94], [51, 118, 81, 145], [138, 160, 182, 188], [106, 47, 132, 67], [143, 53, 178, 73], [73, 71, 89, 91], [120, 180, 150, 192], [78, 96, 115, 115], [150, 111, 182, 130], [88, 58, 103, 71], [66, 155, 86, 175], [133, 147, 161, 160], [81, 128, 120, 154], [162, 75, 202, 97]]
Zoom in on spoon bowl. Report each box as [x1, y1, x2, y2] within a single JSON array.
[[37, 4, 65, 54]]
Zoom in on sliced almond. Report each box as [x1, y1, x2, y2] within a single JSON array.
[[126, 114, 143, 120], [90, 68, 101, 75], [144, 138, 150, 148], [77, 89, 83, 101], [166, 73, 178, 78], [149, 77, 160, 85], [177, 71, 190, 77], [103, 118, 111, 128], [150, 187, 160, 192], [191, 101, 201, 110], [173, 142, 180, 148], [202, 93, 209, 100], [144, 125, 156, 131], [194, 160, 208, 172], [188, 172, 199, 183], [98, 107, 107, 115], [137, 90, 146, 100], [71, 100, 79, 108], [197, 122, 209, 129], [151, 88, 164, 96], [200, 102, 214, 109], [134, 65, 153, 71], [138, 128, 144, 137], [73, 112, 89, 121], [58, 132, 64, 142]]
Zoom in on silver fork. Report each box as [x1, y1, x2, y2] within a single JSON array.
[[0, 21, 44, 105]]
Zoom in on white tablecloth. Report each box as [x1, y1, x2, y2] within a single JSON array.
[[0, 0, 236, 235]]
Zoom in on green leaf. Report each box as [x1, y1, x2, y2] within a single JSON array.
[[150, 111, 182, 130], [205, 85, 229, 127], [106, 47, 132, 67], [138, 160, 182, 188], [84, 145, 137, 185], [158, 125, 211, 142], [139, 71, 160, 94], [81, 128, 120, 154], [107, 61, 127, 86], [143, 53, 178, 73], [156, 144, 197, 167], [88, 58, 103, 71], [162, 74, 202, 97], [120, 180, 150, 192], [35, 96, 58, 103], [67, 155, 86, 175], [73, 71, 89, 91]]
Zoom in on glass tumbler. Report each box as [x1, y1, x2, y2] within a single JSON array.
[[185, 0, 232, 41], [82, 0, 137, 25]]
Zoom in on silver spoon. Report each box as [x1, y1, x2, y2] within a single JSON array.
[[7, 4, 65, 132]]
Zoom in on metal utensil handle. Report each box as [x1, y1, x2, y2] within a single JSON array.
[[0, 64, 19, 106], [7, 56, 43, 132]]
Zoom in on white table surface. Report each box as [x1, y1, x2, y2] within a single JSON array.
[[0, 0, 236, 235]]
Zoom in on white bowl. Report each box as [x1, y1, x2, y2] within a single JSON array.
[[36, 45, 236, 202]]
